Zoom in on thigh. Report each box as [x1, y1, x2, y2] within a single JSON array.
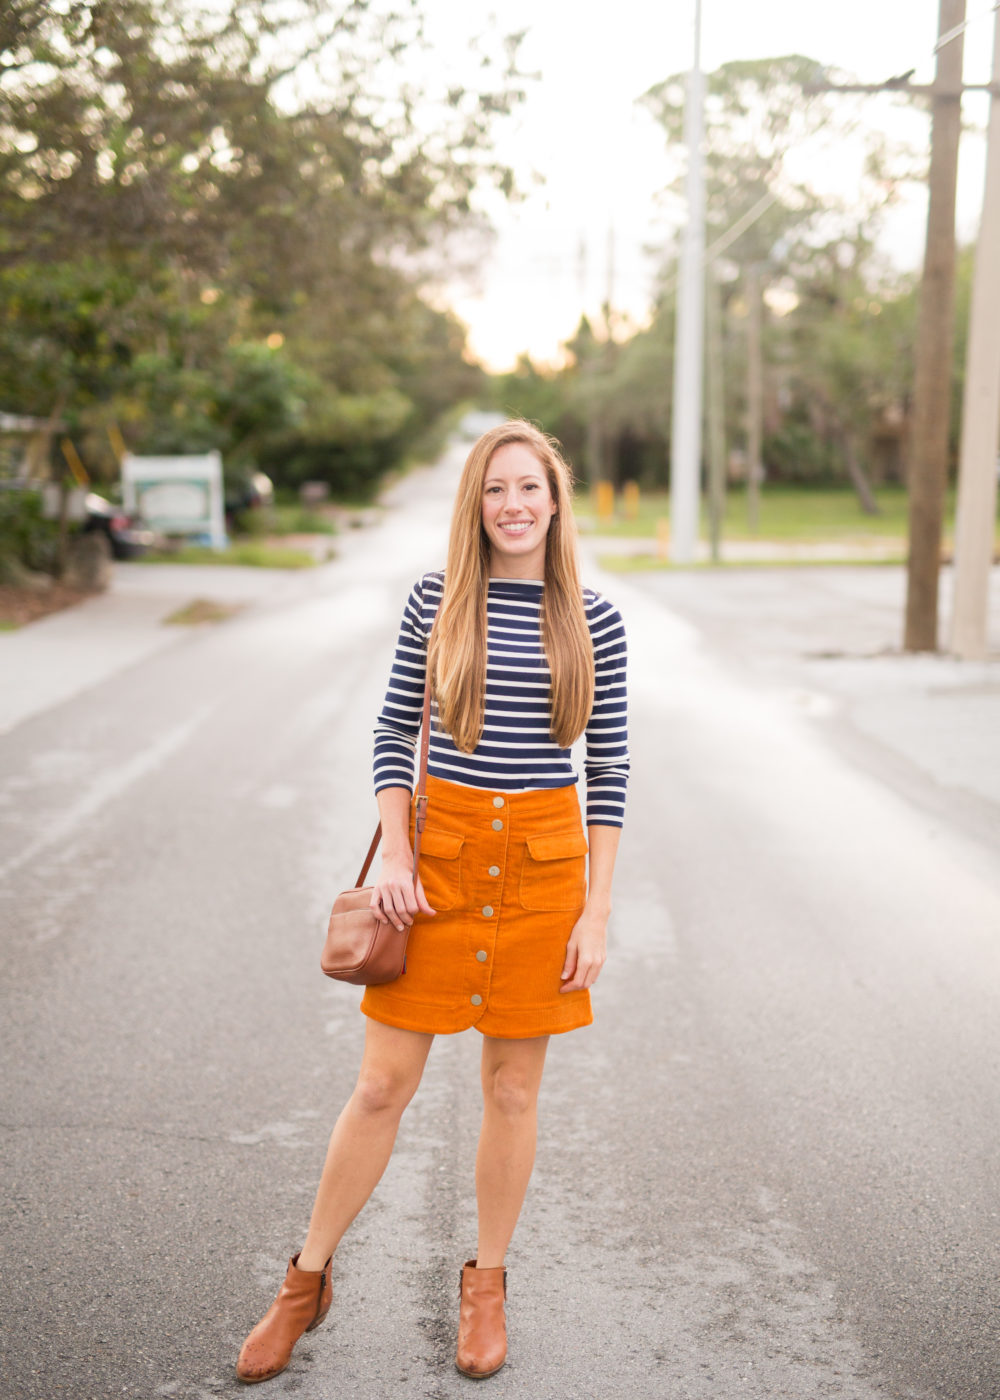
[[356, 1017, 435, 1099], [479, 1033, 550, 1097]]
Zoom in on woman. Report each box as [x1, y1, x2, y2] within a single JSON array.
[[236, 419, 629, 1385]]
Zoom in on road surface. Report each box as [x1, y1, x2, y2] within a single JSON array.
[[2, 445, 998, 1399]]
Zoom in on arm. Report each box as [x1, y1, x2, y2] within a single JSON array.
[[560, 823, 620, 992], [582, 596, 629, 826], [372, 577, 434, 795], [369, 576, 439, 929], [561, 593, 629, 992]]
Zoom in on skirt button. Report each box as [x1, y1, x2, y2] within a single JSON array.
[[482, 906, 493, 918], [471, 994, 483, 1006], [493, 796, 505, 808], [488, 865, 500, 877], [476, 950, 488, 962], [491, 819, 503, 831]]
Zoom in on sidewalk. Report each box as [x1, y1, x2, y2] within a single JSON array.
[[584, 532, 906, 564], [0, 560, 306, 735], [0, 442, 464, 737], [592, 552, 1000, 836]]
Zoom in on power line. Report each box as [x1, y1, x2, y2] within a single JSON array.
[[935, 1, 1000, 52], [658, 192, 778, 300], [704, 192, 777, 264]]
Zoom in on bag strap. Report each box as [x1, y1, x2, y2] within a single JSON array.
[[355, 682, 432, 888]]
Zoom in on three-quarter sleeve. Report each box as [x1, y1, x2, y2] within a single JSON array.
[[583, 595, 630, 827], [372, 577, 431, 795]]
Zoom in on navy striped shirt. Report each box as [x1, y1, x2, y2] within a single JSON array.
[[372, 572, 629, 827]]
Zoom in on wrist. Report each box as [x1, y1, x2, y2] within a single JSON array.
[[584, 896, 611, 919]]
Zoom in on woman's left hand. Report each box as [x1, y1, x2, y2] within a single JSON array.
[[559, 907, 608, 992]]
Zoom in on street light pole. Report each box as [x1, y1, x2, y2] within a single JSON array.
[[669, 0, 705, 564], [949, 7, 1000, 659]]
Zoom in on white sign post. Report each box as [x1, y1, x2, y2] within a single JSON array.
[[122, 452, 227, 549]]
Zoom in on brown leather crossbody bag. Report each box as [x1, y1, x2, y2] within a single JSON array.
[[320, 684, 431, 985]]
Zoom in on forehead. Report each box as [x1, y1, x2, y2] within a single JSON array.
[[484, 441, 548, 481]]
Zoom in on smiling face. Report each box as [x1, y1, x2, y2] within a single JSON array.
[[481, 441, 558, 578]]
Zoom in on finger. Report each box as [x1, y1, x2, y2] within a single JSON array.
[[376, 888, 411, 931], [582, 954, 606, 989], [385, 894, 412, 930], [400, 881, 424, 917], [560, 944, 578, 982], [562, 954, 604, 992], [414, 876, 436, 917]]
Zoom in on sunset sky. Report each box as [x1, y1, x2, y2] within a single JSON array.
[[413, 0, 998, 369]]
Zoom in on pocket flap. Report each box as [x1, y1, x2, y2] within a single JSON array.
[[525, 831, 589, 861], [418, 830, 464, 860]]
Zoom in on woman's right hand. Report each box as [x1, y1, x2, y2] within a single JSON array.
[[370, 850, 436, 931]]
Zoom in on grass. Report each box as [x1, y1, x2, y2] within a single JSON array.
[[239, 503, 338, 536], [598, 552, 909, 573], [164, 598, 244, 625], [575, 484, 991, 545], [140, 541, 317, 569]]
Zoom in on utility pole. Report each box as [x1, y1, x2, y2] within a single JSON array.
[[904, 0, 966, 651], [803, 2, 1000, 650], [705, 262, 727, 562], [745, 263, 763, 534], [669, 0, 705, 564], [950, 7, 1000, 659]]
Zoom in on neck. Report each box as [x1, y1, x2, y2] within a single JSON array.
[[488, 551, 547, 581]]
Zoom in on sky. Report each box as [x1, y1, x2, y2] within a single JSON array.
[[414, 0, 999, 369]]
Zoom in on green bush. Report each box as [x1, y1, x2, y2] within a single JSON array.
[[763, 421, 841, 484], [0, 489, 60, 580], [235, 504, 337, 537]]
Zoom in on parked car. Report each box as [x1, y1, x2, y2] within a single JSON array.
[[225, 470, 274, 523], [83, 492, 156, 560]]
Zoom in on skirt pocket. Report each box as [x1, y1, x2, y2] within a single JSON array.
[[519, 830, 588, 911], [415, 828, 465, 912]]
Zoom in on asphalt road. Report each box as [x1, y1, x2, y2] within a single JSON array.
[[2, 450, 999, 1400]]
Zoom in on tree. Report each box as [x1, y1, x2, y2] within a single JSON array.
[[644, 55, 918, 510], [0, 0, 524, 491]]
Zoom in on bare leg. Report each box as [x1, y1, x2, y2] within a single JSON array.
[[297, 1020, 434, 1271], [474, 1035, 550, 1269]]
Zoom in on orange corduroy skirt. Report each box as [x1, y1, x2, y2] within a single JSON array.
[[360, 774, 591, 1039]]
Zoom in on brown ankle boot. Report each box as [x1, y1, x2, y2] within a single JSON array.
[[236, 1252, 332, 1384], [455, 1258, 507, 1379]]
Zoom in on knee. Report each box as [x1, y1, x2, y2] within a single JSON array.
[[484, 1065, 536, 1119], [351, 1068, 414, 1117]]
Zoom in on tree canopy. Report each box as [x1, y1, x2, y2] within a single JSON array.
[[498, 54, 932, 507], [0, 0, 524, 490]]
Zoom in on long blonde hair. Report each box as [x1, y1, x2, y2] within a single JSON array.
[[428, 420, 594, 752]]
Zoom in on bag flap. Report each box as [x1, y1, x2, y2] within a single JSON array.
[[525, 831, 589, 861], [418, 829, 464, 860]]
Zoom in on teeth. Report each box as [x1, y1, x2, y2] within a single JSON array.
[[500, 522, 530, 534]]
